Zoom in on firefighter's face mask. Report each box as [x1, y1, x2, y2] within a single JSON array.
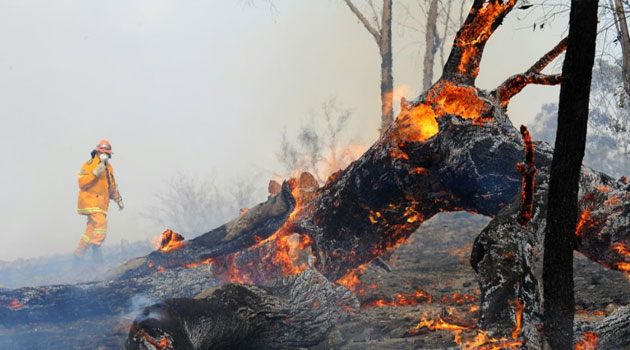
[[99, 153, 110, 162]]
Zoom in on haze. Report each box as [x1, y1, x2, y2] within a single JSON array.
[[0, 1, 568, 261]]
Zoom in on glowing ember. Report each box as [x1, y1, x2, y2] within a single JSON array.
[[596, 185, 610, 192], [138, 331, 173, 350], [575, 209, 592, 236], [516, 125, 536, 225], [362, 288, 433, 307], [575, 332, 599, 350], [7, 298, 24, 309], [336, 264, 368, 293], [511, 300, 523, 340], [184, 257, 213, 269], [158, 229, 186, 252], [612, 242, 630, 257], [410, 311, 474, 334]]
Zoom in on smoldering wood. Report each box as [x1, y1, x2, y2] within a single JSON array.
[[125, 268, 358, 350]]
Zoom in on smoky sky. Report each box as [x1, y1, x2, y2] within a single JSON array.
[[0, 0, 568, 261]]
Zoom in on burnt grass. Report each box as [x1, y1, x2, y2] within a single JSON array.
[[1, 213, 629, 349]]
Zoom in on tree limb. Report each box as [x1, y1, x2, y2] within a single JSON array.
[[493, 73, 562, 109], [492, 37, 568, 108], [343, 0, 382, 44]]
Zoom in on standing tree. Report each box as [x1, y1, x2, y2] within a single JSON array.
[[343, 0, 393, 135], [610, 0, 630, 95], [542, 0, 598, 348]]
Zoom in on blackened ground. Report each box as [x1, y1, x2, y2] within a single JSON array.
[[1, 212, 628, 349]]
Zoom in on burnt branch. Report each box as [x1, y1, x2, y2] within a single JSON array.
[[442, 0, 518, 85], [528, 37, 569, 74], [492, 38, 568, 108], [493, 73, 562, 109], [517, 125, 536, 225]]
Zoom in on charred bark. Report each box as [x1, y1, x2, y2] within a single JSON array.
[[544, 1, 598, 348], [125, 268, 358, 350]]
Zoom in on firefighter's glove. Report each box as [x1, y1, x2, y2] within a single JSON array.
[[92, 162, 106, 176], [116, 198, 125, 211]]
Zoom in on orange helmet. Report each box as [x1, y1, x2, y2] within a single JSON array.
[[94, 139, 113, 154]]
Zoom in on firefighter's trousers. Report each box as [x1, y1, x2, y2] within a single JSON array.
[[75, 212, 107, 256]]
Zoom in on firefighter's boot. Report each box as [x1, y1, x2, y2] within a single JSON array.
[[91, 244, 103, 262]]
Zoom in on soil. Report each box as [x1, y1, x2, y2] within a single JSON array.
[[1, 212, 628, 349]]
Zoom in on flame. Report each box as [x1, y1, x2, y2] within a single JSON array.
[[612, 242, 630, 272], [7, 298, 24, 309], [575, 209, 592, 236], [336, 264, 368, 293], [612, 242, 630, 256], [410, 311, 474, 334], [394, 81, 491, 145], [511, 300, 523, 340], [239, 207, 249, 215], [158, 229, 186, 252], [184, 257, 213, 269], [575, 332, 599, 350], [362, 288, 433, 307], [137, 331, 173, 350], [596, 185, 610, 192], [456, 0, 517, 75]]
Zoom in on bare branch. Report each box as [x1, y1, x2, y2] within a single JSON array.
[[344, 0, 382, 44], [367, 0, 382, 32]]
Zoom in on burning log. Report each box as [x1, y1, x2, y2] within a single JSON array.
[[125, 268, 358, 350]]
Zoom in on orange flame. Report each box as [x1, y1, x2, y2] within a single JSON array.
[[336, 264, 368, 293], [158, 229, 186, 252], [511, 300, 523, 340], [362, 288, 433, 307], [456, 0, 517, 75], [394, 81, 491, 146], [7, 298, 24, 309], [575, 209, 592, 236], [575, 332, 599, 350], [411, 311, 474, 334]]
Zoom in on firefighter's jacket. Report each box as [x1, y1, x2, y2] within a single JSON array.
[[77, 156, 121, 215]]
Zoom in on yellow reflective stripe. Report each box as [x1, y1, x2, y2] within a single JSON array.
[[93, 229, 107, 233], [77, 207, 107, 214], [81, 234, 90, 243], [77, 174, 89, 178]]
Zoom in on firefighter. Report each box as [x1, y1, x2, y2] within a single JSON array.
[[75, 140, 124, 259]]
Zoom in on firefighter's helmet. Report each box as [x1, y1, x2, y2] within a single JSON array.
[[94, 139, 113, 154]]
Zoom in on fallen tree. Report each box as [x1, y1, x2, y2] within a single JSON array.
[[2, 1, 630, 349]]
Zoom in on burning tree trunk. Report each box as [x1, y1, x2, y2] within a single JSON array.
[[3, 1, 630, 349]]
